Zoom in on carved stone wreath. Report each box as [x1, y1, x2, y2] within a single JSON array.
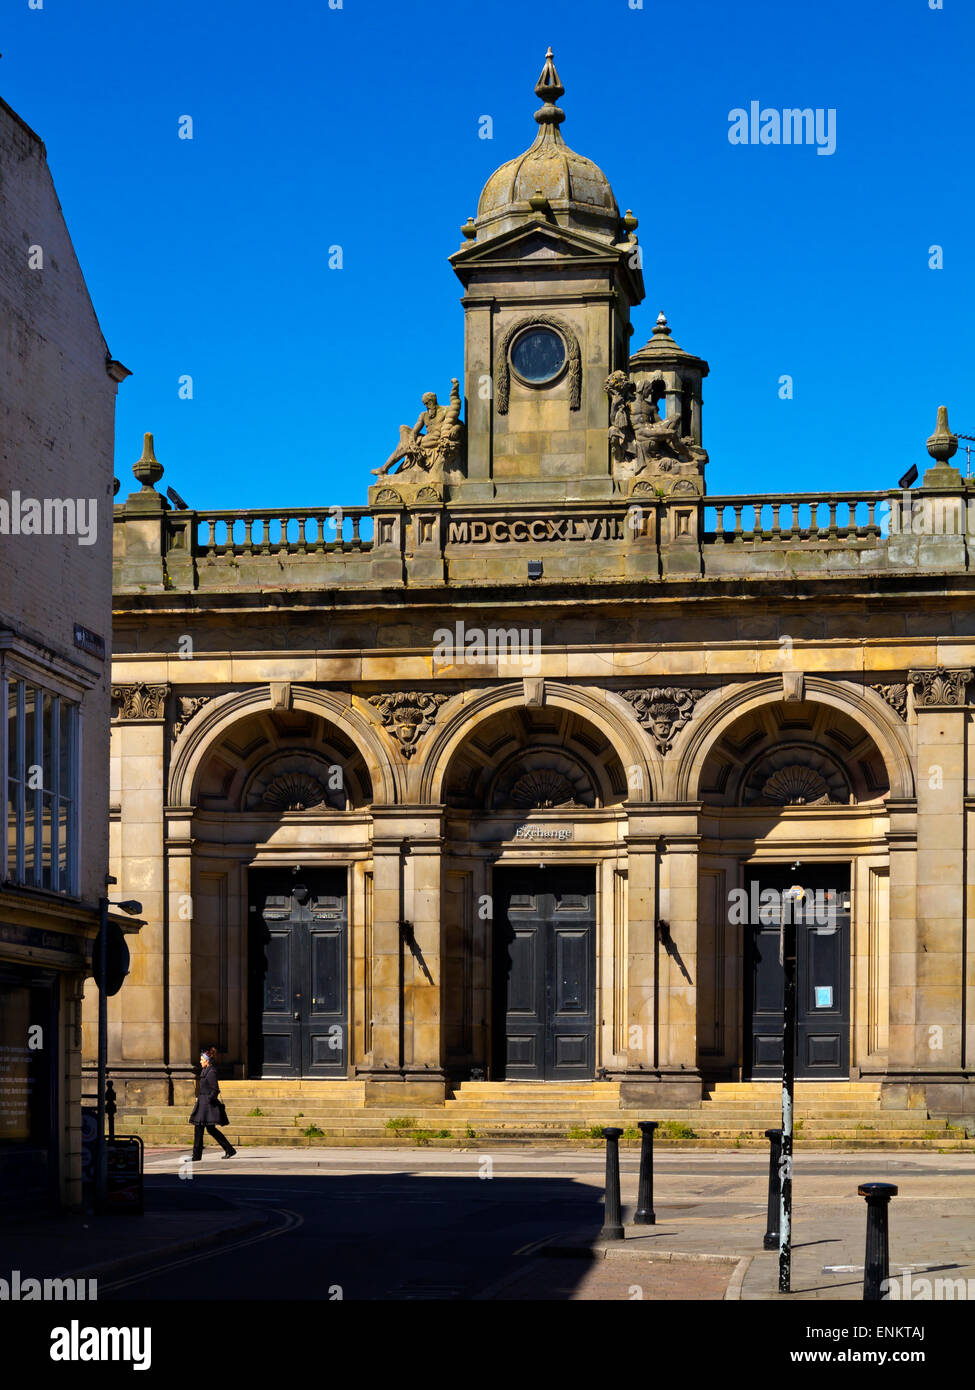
[[620, 687, 704, 754], [368, 691, 449, 758], [495, 313, 582, 415], [908, 666, 973, 708]]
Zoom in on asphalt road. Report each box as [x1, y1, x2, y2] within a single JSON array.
[[95, 1148, 975, 1302]]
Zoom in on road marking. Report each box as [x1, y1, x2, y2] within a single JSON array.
[[99, 1206, 303, 1293]]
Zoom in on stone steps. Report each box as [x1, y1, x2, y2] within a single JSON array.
[[117, 1076, 974, 1150]]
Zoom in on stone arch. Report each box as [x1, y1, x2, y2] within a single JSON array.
[[168, 684, 399, 808], [673, 677, 915, 804], [420, 682, 659, 806]]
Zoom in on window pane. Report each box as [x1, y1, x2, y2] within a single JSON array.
[[8, 678, 21, 781], [7, 779, 19, 881], [58, 798, 71, 892], [42, 691, 55, 793], [59, 703, 76, 802], [40, 794, 53, 890]]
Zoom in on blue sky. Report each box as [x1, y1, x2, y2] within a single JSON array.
[[3, 0, 972, 509]]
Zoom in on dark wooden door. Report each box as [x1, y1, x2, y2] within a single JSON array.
[[248, 869, 348, 1078], [745, 865, 851, 1079], [493, 868, 596, 1080]]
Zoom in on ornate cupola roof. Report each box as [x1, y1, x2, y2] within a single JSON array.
[[629, 312, 710, 377], [474, 48, 622, 244]]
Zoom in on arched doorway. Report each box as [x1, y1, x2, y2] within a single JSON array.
[[695, 697, 892, 1080], [188, 706, 374, 1078], [440, 703, 630, 1080]]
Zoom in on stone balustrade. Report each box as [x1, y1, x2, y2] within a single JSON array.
[[704, 492, 888, 545], [193, 506, 375, 557], [112, 483, 975, 592]]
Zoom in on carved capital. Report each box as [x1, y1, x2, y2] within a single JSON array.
[[870, 682, 908, 720], [620, 686, 704, 754], [908, 666, 973, 709], [111, 682, 171, 721], [368, 691, 449, 758]]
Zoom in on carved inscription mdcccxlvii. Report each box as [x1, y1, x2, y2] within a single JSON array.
[[447, 516, 625, 545]]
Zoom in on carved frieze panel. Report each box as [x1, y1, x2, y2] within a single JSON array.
[[620, 686, 704, 754], [908, 666, 973, 708], [368, 691, 449, 758], [173, 695, 212, 738], [870, 683, 908, 720]]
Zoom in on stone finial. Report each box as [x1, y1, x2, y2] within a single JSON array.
[[461, 216, 477, 241], [926, 405, 959, 464], [534, 46, 565, 126], [653, 311, 672, 339], [132, 432, 164, 492], [622, 209, 639, 235]]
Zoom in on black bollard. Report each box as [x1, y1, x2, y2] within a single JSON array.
[[764, 1128, 783, 1249], [600, 1127, 624, 1240], [858, 1182, 897, 1301], [634, 1121, 658, 1225]]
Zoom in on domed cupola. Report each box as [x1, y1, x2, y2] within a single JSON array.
[[474, 48, 623, 244]]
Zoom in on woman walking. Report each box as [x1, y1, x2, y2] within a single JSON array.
[[189, 1047, 236, 1160]]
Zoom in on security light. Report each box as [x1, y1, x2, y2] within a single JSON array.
[[528, 560, 543, 579], [898, 464, 919, 489]]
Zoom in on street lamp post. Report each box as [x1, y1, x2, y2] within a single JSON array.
[[95, 895, 108, 1213]]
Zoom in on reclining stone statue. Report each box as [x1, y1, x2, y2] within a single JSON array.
[[373, 378, 466, 476]]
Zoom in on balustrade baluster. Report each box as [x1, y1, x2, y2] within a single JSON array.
[[205, 519, 217, 558], [351, 515, 361, 550]]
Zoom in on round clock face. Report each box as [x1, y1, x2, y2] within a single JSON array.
[[510, 327, 566, 384]]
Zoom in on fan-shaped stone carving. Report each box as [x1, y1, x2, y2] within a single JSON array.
[[262, 772, 327, 812], [760, 765, 829, 806], [741, 745, 851, 807], [509, 769, 578, 810]]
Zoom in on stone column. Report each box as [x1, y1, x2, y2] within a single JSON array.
[[904, 666, 971, 1111]]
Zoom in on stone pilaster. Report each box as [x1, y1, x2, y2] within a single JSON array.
[[165, 824, 196, 1105], [907, 667, 970, 1085], [621, 820, 658, 1063], [106, 683, 171, 1105], [401, 811, 446, 1088]]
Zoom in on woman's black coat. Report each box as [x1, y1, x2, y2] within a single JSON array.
[[189, 1062, 229, 1127]]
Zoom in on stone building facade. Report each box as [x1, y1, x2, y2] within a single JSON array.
[[0, 94, 127, 1205], [104, 54, 975, 1126]]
